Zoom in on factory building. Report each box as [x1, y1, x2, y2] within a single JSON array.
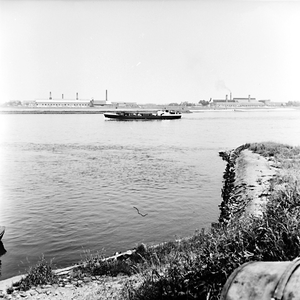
[[212, 94, 265, 108]]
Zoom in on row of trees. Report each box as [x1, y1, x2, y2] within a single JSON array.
[[286, 101, 300, 106], [1, 100, 22, 107], [169, 100, 211, 106]]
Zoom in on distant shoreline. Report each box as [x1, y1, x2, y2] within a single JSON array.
[[0, 106, 297, 114], [0, 107, 110, 114], [0, 109, 106, 114]]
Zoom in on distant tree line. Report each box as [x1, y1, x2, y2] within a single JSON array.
[[168, 100, 210, 106], [286, 101, 300, 106], [2, 100, 22, 107], [198, 100, 210, 106]]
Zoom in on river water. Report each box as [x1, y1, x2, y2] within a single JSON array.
[[0, 109, 300, 280]]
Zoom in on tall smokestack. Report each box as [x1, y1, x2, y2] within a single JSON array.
[[106, 90, 108, 101], [62, 94, 64, 99], [49, 92, 52, 100], [76, 93, 78, 100], [225, 94, 228, 102], [248, 95, 250, 102], [230, 92, 232, 100]]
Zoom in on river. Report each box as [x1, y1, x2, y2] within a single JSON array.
[[0, 109, 300, 280]]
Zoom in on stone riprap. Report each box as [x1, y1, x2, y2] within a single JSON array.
[[219, 145, 278, 223]]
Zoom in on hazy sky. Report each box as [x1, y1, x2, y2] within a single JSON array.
[[1, 0, 300, 104]]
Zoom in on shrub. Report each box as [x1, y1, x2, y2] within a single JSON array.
[[9, 256, 58, 292]]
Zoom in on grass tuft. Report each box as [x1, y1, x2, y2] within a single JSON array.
[[8, 256, 58, 292]]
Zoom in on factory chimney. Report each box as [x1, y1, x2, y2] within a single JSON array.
[[49, 92, 52, 100], [225, 94, 228, 102], [76, 93, 78, 100], [106, 90, 108, 102], [230, 92, 232, 100], [248, 95, 251, 102], [62, 94, 64, 99]]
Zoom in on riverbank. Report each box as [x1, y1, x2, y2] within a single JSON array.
[[1, 142, 300, 299], [0, 106, 297, 114], [0, 106, 192, 114], [0, 107, 111, 114]]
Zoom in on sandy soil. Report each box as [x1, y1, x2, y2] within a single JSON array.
[[0, 273, 137, 299]]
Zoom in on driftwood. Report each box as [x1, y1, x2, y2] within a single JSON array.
[[55, 249, 138, 275]]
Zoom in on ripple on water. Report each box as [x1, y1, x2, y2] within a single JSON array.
[[0, 140, 223, 278], [3, 111, 298, 279]]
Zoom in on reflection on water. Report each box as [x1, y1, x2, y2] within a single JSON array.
[[0, 239, 6, 277], [0, 227, 6, 260], [0, 141, 223, 279], [0, 242, 6, 257]]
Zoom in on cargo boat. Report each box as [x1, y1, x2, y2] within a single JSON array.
[[104, 110, 181, 120]]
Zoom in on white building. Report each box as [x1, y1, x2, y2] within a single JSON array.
[[35, 99, 92, 107]]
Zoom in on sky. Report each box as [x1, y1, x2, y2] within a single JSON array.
[[1, 0, 300, 104]]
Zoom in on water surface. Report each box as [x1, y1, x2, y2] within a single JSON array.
[[0, 110, 300, 279]]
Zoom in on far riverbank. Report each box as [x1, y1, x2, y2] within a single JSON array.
[[0, 106, 298, 114]]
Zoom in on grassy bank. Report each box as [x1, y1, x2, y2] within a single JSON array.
[[5, 142, 300, 299]]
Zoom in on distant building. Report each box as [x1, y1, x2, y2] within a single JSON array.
[[233, 95, 256, 102], [211, 94, 267, 108], [91, 90, 112, 107], [35, 99, 92, 107], [259, 100, 285, 106], [31, 91, 114, 108], [91, 100, 111, 106], [15, 90, 147, 109]]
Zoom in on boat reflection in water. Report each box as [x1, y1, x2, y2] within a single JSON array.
[[0, 227, 6, 277], [0, 241, 6, 256], [104, 110, 182, 120], [0, 227, 6, 256]]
